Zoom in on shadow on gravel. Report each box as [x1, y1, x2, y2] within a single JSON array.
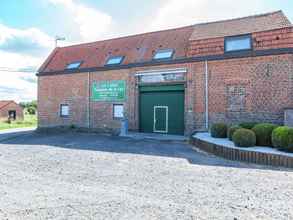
[[1, 131, 290, 171]]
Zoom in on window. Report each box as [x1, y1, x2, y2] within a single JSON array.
[[106, 56, 124, 65], [227, 85, 246, 112], [139, 72, 185, 83], [60, 104, 69, 117], [153, 49, 174, 60], [225, 35, 252, 52], [66, 61, 82, 69], [113, 104, 124, 119]]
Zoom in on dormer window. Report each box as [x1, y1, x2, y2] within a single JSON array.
[[66, 61, 82, 69], [225, 34, 252, 52], [153, 49, 174, 60], [106, 56, 124, 65]]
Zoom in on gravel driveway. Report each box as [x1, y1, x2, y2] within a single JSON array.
[[0, 132, 292, 220]]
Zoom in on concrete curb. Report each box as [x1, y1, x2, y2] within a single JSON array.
[[191, 136, 293, 168]]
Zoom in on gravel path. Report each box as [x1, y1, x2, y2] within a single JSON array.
[[0, 132, 292, 219]]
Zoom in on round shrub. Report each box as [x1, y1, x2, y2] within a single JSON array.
[[227, 125, 241, 141], [272, 126, 293, 152], [251, 123, 278, 146], [239, 122, 258, 129], [288, 128, 293, 151], [272, 126, 290, 148], [210, 123, 227, 138], [232, 128, 256, 147]]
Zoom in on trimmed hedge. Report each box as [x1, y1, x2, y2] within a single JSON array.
[[272, 126, 293, 151], [251, 123, 278, 146], [210, 123, 227, 138], [232, 128, 256, 147], [239, 122, 258, 130], [227, 125, 241, 141]]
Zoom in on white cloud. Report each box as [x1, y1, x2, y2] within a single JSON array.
[[0, 20, 55, 102], [0, 50, 42, 102], [147, 0, 276, 31], [0, 24, 53, 56], [49, 0, 112, 42], [0, 23, 52, 102]]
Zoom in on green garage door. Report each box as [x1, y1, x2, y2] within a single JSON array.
[[139, 85, 184, 135]]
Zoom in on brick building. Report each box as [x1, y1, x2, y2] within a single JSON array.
[[37, 11, 293, 135], [0, 101, 23, 121]]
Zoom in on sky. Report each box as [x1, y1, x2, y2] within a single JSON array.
[[0, 0, 292, 102]]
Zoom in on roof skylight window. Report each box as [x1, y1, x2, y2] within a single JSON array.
[[106, 56, 124, 65], [66, 61, 82, 69], [153, 49, 174, 60]]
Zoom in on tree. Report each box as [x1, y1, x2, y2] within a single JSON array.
[[20, 101, 37, 115], [27, 106, 36, 115]]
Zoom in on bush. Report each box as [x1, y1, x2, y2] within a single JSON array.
[[251, 123, 278, 146], [27, 106, 36, 115], [272, 126, 290, 148], [227, 125, 241, 141], [210, 123, 228, 138], [272, 126, 293, 151], [232, 128, 256, 147], [239, 122, 258, 129]]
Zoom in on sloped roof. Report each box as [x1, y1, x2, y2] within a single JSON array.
[[0, 101, 14, 110], [39, 11, 291, 73], [39, 25, 194, 72], [190, 10, 291, 41]]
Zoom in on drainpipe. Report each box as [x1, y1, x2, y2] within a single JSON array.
[[205, 60, 209, 130], [87, 72, 91, 129]]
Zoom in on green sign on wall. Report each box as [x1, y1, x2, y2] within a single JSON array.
[[91, 80, 126, 101]]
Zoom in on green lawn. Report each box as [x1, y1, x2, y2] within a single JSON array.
[[0, 114, 37, 131]]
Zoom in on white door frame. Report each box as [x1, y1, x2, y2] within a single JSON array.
[[153, 106, 168, 133]]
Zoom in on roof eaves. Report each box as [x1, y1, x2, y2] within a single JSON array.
[[38, 47, 59, 72], [0, 101, 13, 110]]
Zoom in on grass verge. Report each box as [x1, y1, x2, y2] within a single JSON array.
[[0, 114, 37, 131]]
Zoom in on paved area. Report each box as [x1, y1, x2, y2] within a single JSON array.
[[0, 132, 293, 219], [0, 127, 36, 142], [121, 131, 188, 141]]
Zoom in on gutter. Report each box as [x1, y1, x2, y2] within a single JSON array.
[[205, 60, 209, 130], [87, 72, 91, 129]]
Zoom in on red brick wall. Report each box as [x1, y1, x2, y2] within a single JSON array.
[[0, 102, 23, 121], [89, 69, 129, 132], [192, 54, 293, 130], [38, 55, 293, 134], [38, 73, 89, 128], [187, 27, 293, 57], [38, 63, 194, 133], [254, 27, 293, 50]]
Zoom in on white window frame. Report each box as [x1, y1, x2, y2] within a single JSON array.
[[60, 104, 69, 117], [113, 104, 124, 119]]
